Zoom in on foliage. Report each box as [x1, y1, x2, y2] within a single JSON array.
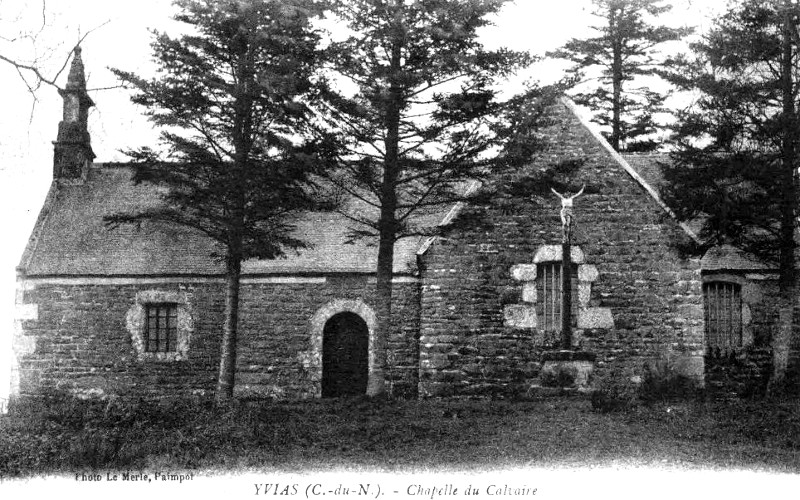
[[3, 394, 800, 475], [540, 367, 577, 388], [590, 369, 638, 412], [661, 0, 800, 388], [317, 0, 537, 395], [548, 0, 692, 151], [663, 0, 799, 266], [108, 0, 327, 402], [0, 1, 103, 99], [109, 0, 325, 261], [592, 360, 702, 412], [638, 360, 701, 403]]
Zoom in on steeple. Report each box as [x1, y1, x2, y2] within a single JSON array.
[[53, 46, 95, 180]]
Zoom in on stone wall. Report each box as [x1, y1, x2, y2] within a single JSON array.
[[701, 272, 800, 395], [13, 276, 420, 400], [417, 100, 704, 398]]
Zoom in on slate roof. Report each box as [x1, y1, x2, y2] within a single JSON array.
[[19, 164, 430, 277], [700, 244, 771, 272]]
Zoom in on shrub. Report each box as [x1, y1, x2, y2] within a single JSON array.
[[540, 366, 577, 388], [639, 360, 701, 403], [590, 370, 637, 413]]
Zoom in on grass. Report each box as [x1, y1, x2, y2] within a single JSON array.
[[1, 394, 799, 476]]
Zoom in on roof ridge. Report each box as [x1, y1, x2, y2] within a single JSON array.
[[559, 97, 701, 244], [620, 152, 670, 157], [92, 162, 137, 169], [416, 180, 480, 256]]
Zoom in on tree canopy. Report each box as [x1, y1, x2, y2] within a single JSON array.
[[108, 0, 326, 402], [318, 0, 536, 395], [548, 0, 691, 152], [663, 0, 800, 388]]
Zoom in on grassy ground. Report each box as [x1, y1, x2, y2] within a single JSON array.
[[1, 394, 799, 476]]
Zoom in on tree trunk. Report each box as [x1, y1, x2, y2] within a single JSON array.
[[370, 226, 395, 397], [216, 38, 251, 405], [368, 1, 404, 397], [770, 2, 798, 394], [216, 250, 242, 404], [610, 6, 623, 152]]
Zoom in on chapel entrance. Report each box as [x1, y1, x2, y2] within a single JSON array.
[[322, 312, 369, 397]]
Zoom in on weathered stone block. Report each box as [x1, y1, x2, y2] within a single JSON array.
[[521, 282, 537, 303], [578, 283, 591, 307], [677, 303, 703, 321], [15, 304, 38, 321], [533, 245, 585, 264], [12, 333, 36, 357], [577, 307, 614, 329], [578, 264, 599, 282], [463, 363, 484, 375], [742, 303, 752, 326], [511, 264, 537, 281], [503, 304, 537, 329], [421, 354, 450, 369], [672, 355, 704, 384]]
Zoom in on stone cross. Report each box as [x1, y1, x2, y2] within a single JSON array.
[[551, 184, 584, 349]]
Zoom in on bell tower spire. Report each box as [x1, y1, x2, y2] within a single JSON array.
[[53, 46, 95, 180]]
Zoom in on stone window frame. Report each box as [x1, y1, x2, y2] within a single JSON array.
[[701, 273, 759, 354], [504, 245, 614, 340], [307, 299, 378, 398], [126, 290, 194, 362]]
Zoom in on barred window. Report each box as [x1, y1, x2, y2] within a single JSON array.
[[536, 262, 578, 331], [145, 304, 178, 353], [703, 282, 742, 355]]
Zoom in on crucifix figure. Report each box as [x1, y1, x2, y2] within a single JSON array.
[[550, 185, 585, 239], [550, 184, 584, 349]]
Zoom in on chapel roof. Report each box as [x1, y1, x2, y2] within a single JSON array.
[[18, 164, 430, 277]]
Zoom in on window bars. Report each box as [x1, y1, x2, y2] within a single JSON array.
[[145, 304, 178, 353], [703, 282, 742, 357], [536, 262, 579, 332]]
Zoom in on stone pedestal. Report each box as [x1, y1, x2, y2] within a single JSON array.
[[538, 350, 596, 390]]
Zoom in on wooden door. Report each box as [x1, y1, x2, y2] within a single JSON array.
[[322, 312, 369, 397]]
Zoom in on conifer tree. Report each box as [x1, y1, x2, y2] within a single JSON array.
[[319, 0, 534, 396], [663, 0, 800, 390], [108, 0, 325, 403], [548, 0, 691, 152]]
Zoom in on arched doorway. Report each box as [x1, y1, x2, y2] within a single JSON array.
[[322, 312, 369, 397]]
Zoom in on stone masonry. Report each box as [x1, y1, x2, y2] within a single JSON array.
[[13, 277, 420, 400], [417, 99, 704, 398]]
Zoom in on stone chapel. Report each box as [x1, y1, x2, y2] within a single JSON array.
[[12, 49, 797, 401]]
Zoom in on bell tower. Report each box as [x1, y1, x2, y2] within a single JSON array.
[[53, 46, 95, 180]]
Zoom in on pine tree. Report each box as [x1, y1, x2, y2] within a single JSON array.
[[548, 0, 691, 152], [318, 0, 534, 396], [107, 0, 326, 404], [663, 0, 800, 390]]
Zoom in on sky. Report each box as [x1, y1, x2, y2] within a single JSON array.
[[0, 0, 728, 404]]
